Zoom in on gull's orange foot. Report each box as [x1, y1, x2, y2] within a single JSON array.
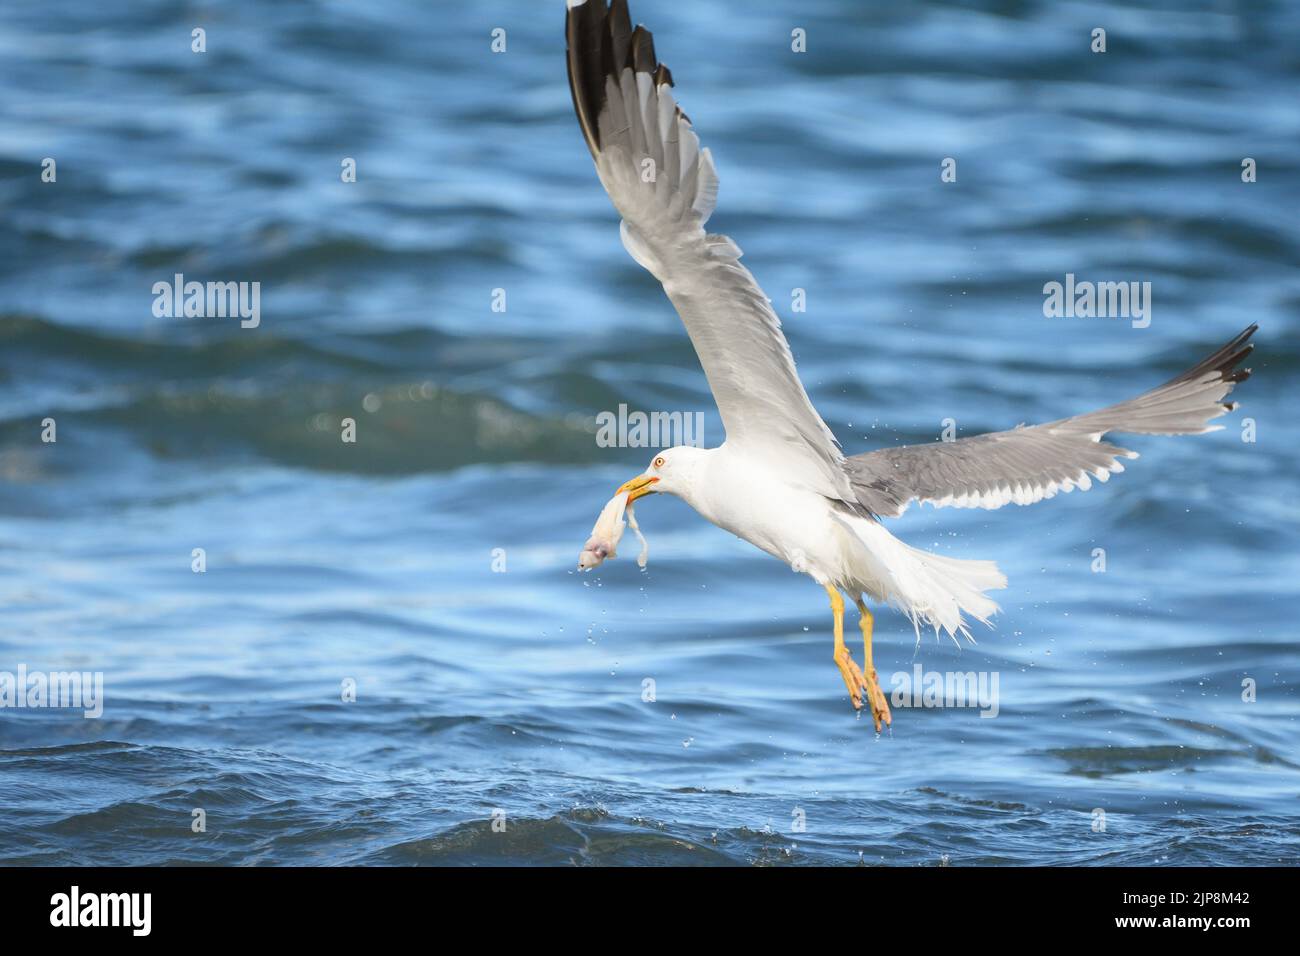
[[862, 666, 892, 732], [834, 646, 868, 712]]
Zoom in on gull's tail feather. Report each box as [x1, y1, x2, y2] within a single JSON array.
[[849, 519, 1007, 643]]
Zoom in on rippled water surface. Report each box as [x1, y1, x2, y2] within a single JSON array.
[[1, 0, 1298, 865]]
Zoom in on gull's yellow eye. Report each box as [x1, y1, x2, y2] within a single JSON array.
[[654, 456, 666, 468]]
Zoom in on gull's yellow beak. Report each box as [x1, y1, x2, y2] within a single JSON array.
[[616, 474, 659, 503]]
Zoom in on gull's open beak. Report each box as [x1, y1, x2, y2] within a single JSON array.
[[616, 474, 659, 503]]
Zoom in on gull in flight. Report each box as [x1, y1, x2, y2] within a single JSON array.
[[566, 0, 1257, 730]]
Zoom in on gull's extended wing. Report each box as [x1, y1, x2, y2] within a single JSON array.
[[566, 0, 857, 505], [846, 325, 1257, 517]]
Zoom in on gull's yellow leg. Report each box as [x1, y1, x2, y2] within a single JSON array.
[[827, 585, 868, 712], [857, 598, 876, 672], [855, 597, 892, 731]]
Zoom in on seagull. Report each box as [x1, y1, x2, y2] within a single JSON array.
[[565, 0, 1257, 730]]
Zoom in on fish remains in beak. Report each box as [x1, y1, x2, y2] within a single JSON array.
[[577, 484, 653, 571]]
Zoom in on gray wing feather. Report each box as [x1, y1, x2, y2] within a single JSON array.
[[567, 0, 860, 506], [847, 325, 1257, 517]]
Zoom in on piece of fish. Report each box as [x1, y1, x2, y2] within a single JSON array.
[[578, 491, 629, 570], [625, 501, 648, 569], [578, 492, 650, 570]]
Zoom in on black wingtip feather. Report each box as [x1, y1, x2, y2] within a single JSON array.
[[610, 0, 631, 31], [566, 0, 611, 155], [631, 25, 657, 73], [568, 0, 679, 157], [609, 0, 632, 73], [1168, 323, 1259, 389]]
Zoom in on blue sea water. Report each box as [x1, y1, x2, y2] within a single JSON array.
[[0, 0, 1297, 865]]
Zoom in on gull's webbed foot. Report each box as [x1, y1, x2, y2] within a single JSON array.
[[856, 598, 892, 732], [834, 645, 868, 712], [828, 586, 892, 730], [861, 664, 891, 732]]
